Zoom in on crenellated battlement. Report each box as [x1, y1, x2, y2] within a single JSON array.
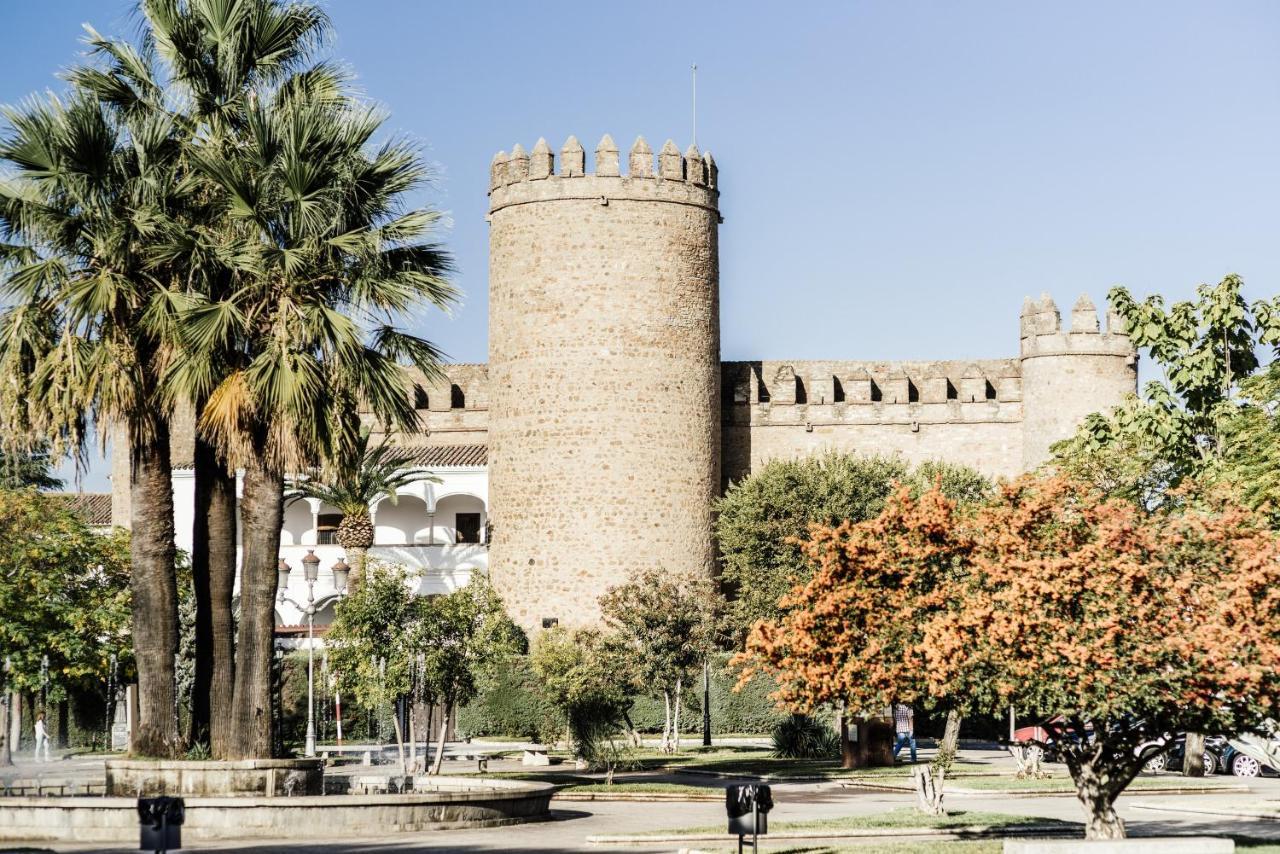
[[488, 134, 719, 214], [1019, 292, 1133, 359]]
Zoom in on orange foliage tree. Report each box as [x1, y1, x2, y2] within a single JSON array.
[[741, 476, 1280, 839]]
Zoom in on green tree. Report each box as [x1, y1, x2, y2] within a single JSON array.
[[413, 578, 524, 774], [325, 562, 418, 770], [0, 489, 131, 765], [531, 626, 636, 779], [1053, 275, 1280, 507], [0, 446, 63, 491], [598, 569, 724, 754], [287, 429, 438, 584], [1213, 363, 1280, 523], [715, 453, 991, 636]]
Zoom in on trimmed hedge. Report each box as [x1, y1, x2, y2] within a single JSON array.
[[457, 652, 788, 739]]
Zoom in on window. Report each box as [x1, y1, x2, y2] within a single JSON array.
[[316, 513, 343, 545], [450, 384, 466, 409], [413, 385, 429, 409], [455, 512, 482, 544]]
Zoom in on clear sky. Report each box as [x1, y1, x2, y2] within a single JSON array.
[[3, 1, 1278, 490]]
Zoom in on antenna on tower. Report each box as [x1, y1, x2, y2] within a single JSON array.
[[691, 63, 698, 148]]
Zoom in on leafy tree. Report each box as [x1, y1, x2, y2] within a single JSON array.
[[1053, 275, 1280, 508], [0, 446, 63, 491], [598, 569, 724, 754], [412, 577, 524, 774], [288, 429, 438, 584], [1211, 363, 1280, 525], [325, 562, 418, 771], [531, 627, 636, 780], [715, 453, 990, 637], [0, 489, 131, 764], [744, 476, 1280, 839], [738, 486, 973, 814]]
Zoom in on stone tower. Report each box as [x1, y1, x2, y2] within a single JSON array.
[[1019, 293, 1137, 469], [486, 134, 721, 632]]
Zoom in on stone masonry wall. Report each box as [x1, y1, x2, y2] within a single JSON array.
[[486, 135, 721, 632]]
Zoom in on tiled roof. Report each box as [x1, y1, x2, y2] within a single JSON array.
[[400, 444, 487, 468], [48, 492, 113, 527], [174, 443, 488, 471]]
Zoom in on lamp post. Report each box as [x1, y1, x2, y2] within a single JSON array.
[[277, 551, 323, 758]]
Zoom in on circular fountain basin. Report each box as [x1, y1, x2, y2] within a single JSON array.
[[0, 776, 555, 843], [105, 758, 324, 797]]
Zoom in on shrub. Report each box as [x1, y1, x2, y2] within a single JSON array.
[[771, 714, 840, 759]]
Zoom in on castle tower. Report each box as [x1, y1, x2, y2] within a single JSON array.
[[487, 134, 721, 632], [1019, 293, 1137, 469]]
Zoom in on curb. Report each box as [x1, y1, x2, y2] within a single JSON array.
[[839, 781, 1250, 798], [586, 822, 1077, 844], [554, 791, 723, 802], [1130, 801, 1280, 821]]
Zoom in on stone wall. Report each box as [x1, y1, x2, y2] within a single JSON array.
[[485, 135, 721, 632]]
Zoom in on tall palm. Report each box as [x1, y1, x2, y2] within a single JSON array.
[[73, 0, 336, 754], [176, 87, 455, 758], [288, 429, 439, 582], [0, 88, 190, 757]]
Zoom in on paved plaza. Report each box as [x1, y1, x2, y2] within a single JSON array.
[[5, 747, 1278, 852]]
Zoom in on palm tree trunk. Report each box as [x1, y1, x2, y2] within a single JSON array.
[[208, 459, 238, 759], [190, 437, 216, 747], [130, 429, 181, 758], [228, 454, 284, 759], [347, 546, 367, 590]]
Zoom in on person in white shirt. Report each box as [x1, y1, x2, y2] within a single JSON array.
[[33, 712, 50, 762]]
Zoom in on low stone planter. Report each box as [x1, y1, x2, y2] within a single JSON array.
[[105, 758, 324, 797]]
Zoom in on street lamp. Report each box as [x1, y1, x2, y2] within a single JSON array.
[[277, 550, 322, 758]]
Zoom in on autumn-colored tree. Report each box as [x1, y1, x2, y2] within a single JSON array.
[[738, 486, 973, 813], [743, 477, 1280, 839]]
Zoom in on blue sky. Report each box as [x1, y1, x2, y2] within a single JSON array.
[[3, 1, 1278, 489]]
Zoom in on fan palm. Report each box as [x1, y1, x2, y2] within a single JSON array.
[[72, 0, 340, 756], [288, 430, 439, 582], [0, 87, 190, 757], [175, 85, 455, 758]]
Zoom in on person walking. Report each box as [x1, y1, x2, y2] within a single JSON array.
[[33, 712, 50, 763], [891, 702, 916, 763]]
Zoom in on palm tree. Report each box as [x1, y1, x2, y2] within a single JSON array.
[[71, 0, 337, 755], [288, 429, 439, 582], [0, 87, 190, 757], [177, 86, 454, 758]]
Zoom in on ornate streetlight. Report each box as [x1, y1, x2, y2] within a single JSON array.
[[277, 551, 322, 758]]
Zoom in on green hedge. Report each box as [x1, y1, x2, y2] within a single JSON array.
[[457, 652, 788, 739]]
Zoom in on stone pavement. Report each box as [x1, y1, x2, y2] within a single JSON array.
[[13, 747, 1280, 852]]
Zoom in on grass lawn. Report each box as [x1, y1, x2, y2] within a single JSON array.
[[458, 770, 716, 795], [701, 844, 1001, 854], [641, 807, 1073, 837], [668, 750, 996, 779], [845, 774, 1243, 793]]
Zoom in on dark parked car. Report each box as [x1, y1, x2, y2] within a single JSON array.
[[1139, 734, 1226, 775]]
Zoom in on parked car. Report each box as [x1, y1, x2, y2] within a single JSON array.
[[1011, 717, 1091, 762], [1138, 734, 1226, 775], [1223, 733, 1280, 778]]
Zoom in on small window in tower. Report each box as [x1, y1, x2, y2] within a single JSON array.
[[758, 383, 771, 404], [794, 377, 807, 405], [946, 380, 958, 401], [455, 512, 482, 544], [985, 380, 998, 401], [542, 617, 559, 629], [316, 513, 343, 545], [450, 384, 466, 409], [870, 380, 882, 402], [413, 386, 429, 409], [908, 381, 919, 403], [832, 377, 845, 403]]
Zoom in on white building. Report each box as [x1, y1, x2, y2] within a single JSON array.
[[168, 444, 489, 631]]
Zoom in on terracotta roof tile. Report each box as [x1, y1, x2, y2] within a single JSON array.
[[48, 492, 113, 527]]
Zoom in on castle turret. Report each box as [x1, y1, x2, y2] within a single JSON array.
[[486, 134, 721, 632], [1019, 293, 1137, 469]]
